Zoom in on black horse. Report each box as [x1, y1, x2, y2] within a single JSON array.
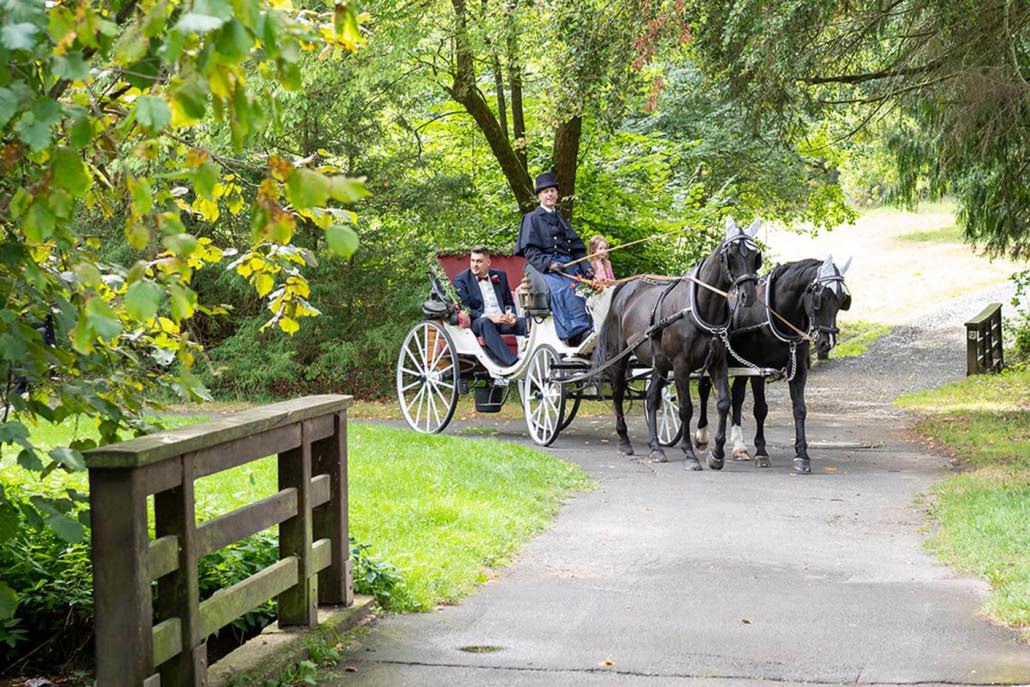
[[594, 217, 763, 470], [695, 256, 852, 473]]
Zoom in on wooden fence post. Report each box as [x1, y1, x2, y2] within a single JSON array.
[[90, 469, 153, 686], [155, 454, 206, 686], [314, 411, 354, 605], [278, 420, 317, 626]]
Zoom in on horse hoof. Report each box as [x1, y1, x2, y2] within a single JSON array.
[[793, 457, 811, 474], [683, 456, 703, 471], [708, 454, 724, 471], [618, 442, 635, 456], [756, 455, 771, 468], [732, 448, 751, 461], [649, 449, 667, 463]]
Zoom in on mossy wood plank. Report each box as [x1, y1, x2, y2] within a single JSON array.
[[200, 557, 299, 638], [143, 675, 161, 687], [314, 411, 353, 606], [312, 538, 331, 572], [966, 303, 1001, 326], [152, 617, 183, 667], [149, 535, 179, 581], [85, 395, 352, 469], [310, 474, 330, 508], [196, 488, 298, 557], [194, 424, 300, 479], [278, 422, 317, 627]]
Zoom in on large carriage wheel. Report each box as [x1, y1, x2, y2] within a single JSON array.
[[521, 345, 566, 446], [647, 376, 684, 447], [396, 321, 459, 434]]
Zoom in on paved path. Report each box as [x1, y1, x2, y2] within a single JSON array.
[[330, 282, 1029, 686]]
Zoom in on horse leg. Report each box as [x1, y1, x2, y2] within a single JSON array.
[[645, 369, 667, 462], [707, 364, 731, 471], [750, 376, 771, 468], [730, 376, 750, 461], [673, 363, 702, 470], [694, 375, 711, 449], [788, 361, 811, 473], [612, 358, 633, 456]]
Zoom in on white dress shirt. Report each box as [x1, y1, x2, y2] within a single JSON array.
[[477, 274, 502, 316]]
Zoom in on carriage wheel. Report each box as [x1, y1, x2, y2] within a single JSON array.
[[522, 345, 566, 446], [396, 321, 459, 434], [557, 393, 582, 432], [649, 377, 684, 447]]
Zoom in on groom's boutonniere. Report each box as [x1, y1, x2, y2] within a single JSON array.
[[490, 274, 500, 284]]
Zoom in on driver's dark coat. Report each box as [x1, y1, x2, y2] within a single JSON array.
[[514, 206, 586, 273]]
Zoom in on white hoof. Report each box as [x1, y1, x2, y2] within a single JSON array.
[[730, 424, 749, 460], [694, 426, 710, 448]]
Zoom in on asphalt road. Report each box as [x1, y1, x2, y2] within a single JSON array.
[[330, 283, 1030, 686]]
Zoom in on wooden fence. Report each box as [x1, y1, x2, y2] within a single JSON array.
[[965, 303, 1004, 375], [85, 395, 354, 687]]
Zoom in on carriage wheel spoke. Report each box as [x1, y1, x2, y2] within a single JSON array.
[[412, 384, 427, 427]]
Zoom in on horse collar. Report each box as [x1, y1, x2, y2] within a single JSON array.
[[688, 261, 731, 333]]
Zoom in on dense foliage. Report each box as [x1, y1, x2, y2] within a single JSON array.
[[688, 0, 1030, 259]]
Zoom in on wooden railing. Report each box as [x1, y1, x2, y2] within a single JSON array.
[[85, 395, 354, 687], [965, 303, 1004, 375]]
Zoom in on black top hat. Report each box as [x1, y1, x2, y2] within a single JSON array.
[[534, 172, 559, 195]]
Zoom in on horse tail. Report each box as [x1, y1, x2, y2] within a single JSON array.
[[592, 282, 631, 383]]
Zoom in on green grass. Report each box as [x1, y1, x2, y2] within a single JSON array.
[[833, 320, 892, 358], [896, 367, 1030, 637], [897, 223, 965, 243], [2, 416, 589, 612]]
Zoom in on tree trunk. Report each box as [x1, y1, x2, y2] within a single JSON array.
[[450, 0, 534, 212], [492, 53, 508, 141], [552, 115, 582, 220], [506, 5, 527, 174]]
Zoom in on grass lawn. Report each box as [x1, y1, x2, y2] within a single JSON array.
[[833, 320, 892, 358], [896, 367, 1030, 637], [897, 223, 965, 244], [2, 416, 589, 612]]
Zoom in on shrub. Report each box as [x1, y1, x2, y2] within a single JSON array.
[[1006, 268, 1030, 364]]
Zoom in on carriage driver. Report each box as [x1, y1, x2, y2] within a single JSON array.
[[453, 246, 528, 367], [514, 172, 594, 346]]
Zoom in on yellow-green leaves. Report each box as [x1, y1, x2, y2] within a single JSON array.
[[135, 95, 171, 134], [124, 279, 162, 321], [326, 224, 358, 258], [286, 168, 331, 209], [51, 148, 92, 196]]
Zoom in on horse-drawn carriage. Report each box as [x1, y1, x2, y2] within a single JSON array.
[[396, 218, 852, 473], [394, 252, 684, 446]]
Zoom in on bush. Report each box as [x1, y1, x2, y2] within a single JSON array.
[[1007, 268, 1030, 364]]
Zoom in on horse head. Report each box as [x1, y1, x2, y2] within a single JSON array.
[[806, 255, 852, 354], [719, 216, 762, 307]]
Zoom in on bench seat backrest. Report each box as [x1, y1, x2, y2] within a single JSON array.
[[438, 254, 527, 298]]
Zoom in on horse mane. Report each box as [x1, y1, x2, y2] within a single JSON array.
[[767, 259, 821, 312]]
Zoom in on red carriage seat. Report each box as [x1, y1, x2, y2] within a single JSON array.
[[437, 253, 527, 358]]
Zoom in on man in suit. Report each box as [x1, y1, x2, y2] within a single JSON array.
[[514, 172, 594, 345], [453, 246, 527, 366]]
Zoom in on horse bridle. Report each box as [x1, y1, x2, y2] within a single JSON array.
[[718, 234, 761, 291], [805, 272, 850, 337]]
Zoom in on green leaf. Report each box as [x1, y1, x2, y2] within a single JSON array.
[[162, 233, 198, 256], [54, 51, 90, 80], [135, 95, 170, 134], [194, 160, 219, 199], [286, 169, 330, 210], [169, 285, 197, 321], [125, 56, 162, 89], [128, 177, 153, 215], [17, 448, 42, 472], [1, 22, 39, 51], [48, 447, 85, 472], [0, 581, 17, 620], [0, 421, 29, 446], [177, 13, 226, 34], [124, 279, 162, 321], [174, 79, 207, 119], [85, 298, 122, 341], [0, 87, 18, 128], [114, 22, 148, 65], [215, 18, 252, 62], [14, 97, 61, 151], [0, 500, 19, 542], [23, 200, 55, 242], [69, 114, 92, 148], [47, 513, 85, 543], [52, 147, 92, 196], [325, 224, 359, 258], [329, 176, 371, 203]]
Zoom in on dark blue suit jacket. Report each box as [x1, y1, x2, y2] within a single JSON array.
[[514, 206, 587, 273], [453, 268, 516, 321]]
